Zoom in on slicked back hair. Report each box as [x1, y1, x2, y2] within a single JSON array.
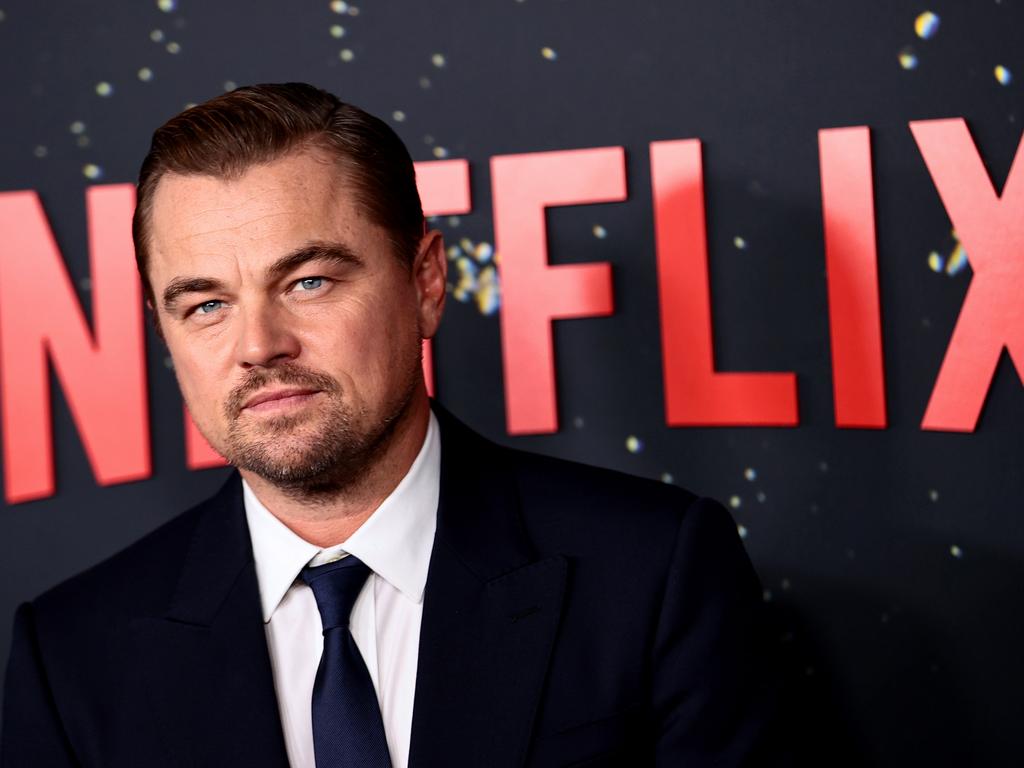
[[132, 82, 424, 309]]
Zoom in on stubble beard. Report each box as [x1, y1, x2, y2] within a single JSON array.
[[216, 354, 421, 501]]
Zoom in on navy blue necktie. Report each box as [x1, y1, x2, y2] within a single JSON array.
[[301, 555, 392, 768]]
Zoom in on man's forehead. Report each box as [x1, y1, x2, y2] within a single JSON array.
[[148, 154, 362, 258], [155, 154, 348, 218]]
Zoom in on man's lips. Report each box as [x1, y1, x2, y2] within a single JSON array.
[[241, 388, 321, 412]]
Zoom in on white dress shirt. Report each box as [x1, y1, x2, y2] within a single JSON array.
[[242, 412, 440, 768]]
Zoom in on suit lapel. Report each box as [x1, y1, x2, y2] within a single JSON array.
[[129, 477, 290, 767], [410, 408, 568, 768]]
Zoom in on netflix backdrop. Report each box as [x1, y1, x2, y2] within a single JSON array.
[[1, 1, 1023, 765]]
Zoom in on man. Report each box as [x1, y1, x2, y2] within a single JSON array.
[[2, 83, 785, 767]]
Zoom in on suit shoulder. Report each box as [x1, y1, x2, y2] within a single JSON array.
[[31, 491, 212, 624], [502, 445, 721, 554], [510, 445, 700, 515]]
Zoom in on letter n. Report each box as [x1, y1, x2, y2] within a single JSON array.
[[0, 186, 150, 503]]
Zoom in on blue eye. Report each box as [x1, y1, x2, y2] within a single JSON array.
[[296, 277, 324, 291], [196, 300, 222, 314]]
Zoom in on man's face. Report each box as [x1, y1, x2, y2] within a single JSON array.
[[147, 149, 445, 492]]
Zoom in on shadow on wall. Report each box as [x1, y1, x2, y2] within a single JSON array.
[[764, 528, 1024, 768]]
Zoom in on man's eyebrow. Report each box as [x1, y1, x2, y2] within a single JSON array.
[[160, 243, 362, 312], [162, 277, 226, 312], [265, 242, 364, 282]]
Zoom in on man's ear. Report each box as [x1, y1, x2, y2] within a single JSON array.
[[413, 229, 447, 339]]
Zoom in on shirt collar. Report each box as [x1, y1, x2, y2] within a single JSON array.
[[243, 411, 441, 622]]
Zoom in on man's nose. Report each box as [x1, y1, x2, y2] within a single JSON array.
[[234, 300, 301, 368]]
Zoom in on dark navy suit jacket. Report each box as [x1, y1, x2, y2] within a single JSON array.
[[2, 407, 786, 766]]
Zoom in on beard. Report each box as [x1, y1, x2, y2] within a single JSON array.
[[214, 353, 420, 499]]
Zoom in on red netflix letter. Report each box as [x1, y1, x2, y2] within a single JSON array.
[[911, 118, 1024, 432], [651, 139, 798, 426], [0, 186, 150, 503], [491, 148, 625, 434], [183, 160, 473, 469], [819, 126, 887, 428]]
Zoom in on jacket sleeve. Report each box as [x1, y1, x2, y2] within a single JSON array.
[[1, 602, 79, 767], [651, 497, 790, 766]]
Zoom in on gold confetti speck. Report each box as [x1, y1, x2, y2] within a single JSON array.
[[475, 267, 500, 314], [69, 121, 86, 134], [927, 251, 944, 272], [95, 81, 113, 97], [737, 524, 748, 539], [473, 242, 494, 262], [592, 225, 607, 239], [431, 53, 446, 68], [734, 236, 748, 249], [166, 41, 181, 54], [541, 46, 558, 60], [432, 146, 449, 159], [137, 67, 154, 82], [729, 495, 742, 509], [392, 110, 406, 122], [625, 435, 643, 453], [744, 467, 757, 481], [995, 65, 1013, 85], [157, 0, 176, 12], [330, 0, 348, 12], [82, 164, 102, 180], [898, 46, 918, 70], [660, 472, 674, 484], [914, 11, 940, 39], [339, 48, 355, 62], [330, 24, 345, 38], [950, 544, 963, 559], [150, 29, 165, 42], [224, 80, 237, 91], [946, 242, 968, 275]]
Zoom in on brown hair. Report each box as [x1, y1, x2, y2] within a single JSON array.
[[132, 82, 424, 307]]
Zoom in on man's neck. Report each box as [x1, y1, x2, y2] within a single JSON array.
[[240, 396, 432, 547]]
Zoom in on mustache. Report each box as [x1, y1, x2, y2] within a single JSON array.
[[225, 365, 341, 418]]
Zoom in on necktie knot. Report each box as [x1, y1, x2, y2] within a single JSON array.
[[301, 555, 371, 631]]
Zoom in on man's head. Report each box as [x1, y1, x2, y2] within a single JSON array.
[[135, 83, 446, 496], [133, 82, 425, 310]]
